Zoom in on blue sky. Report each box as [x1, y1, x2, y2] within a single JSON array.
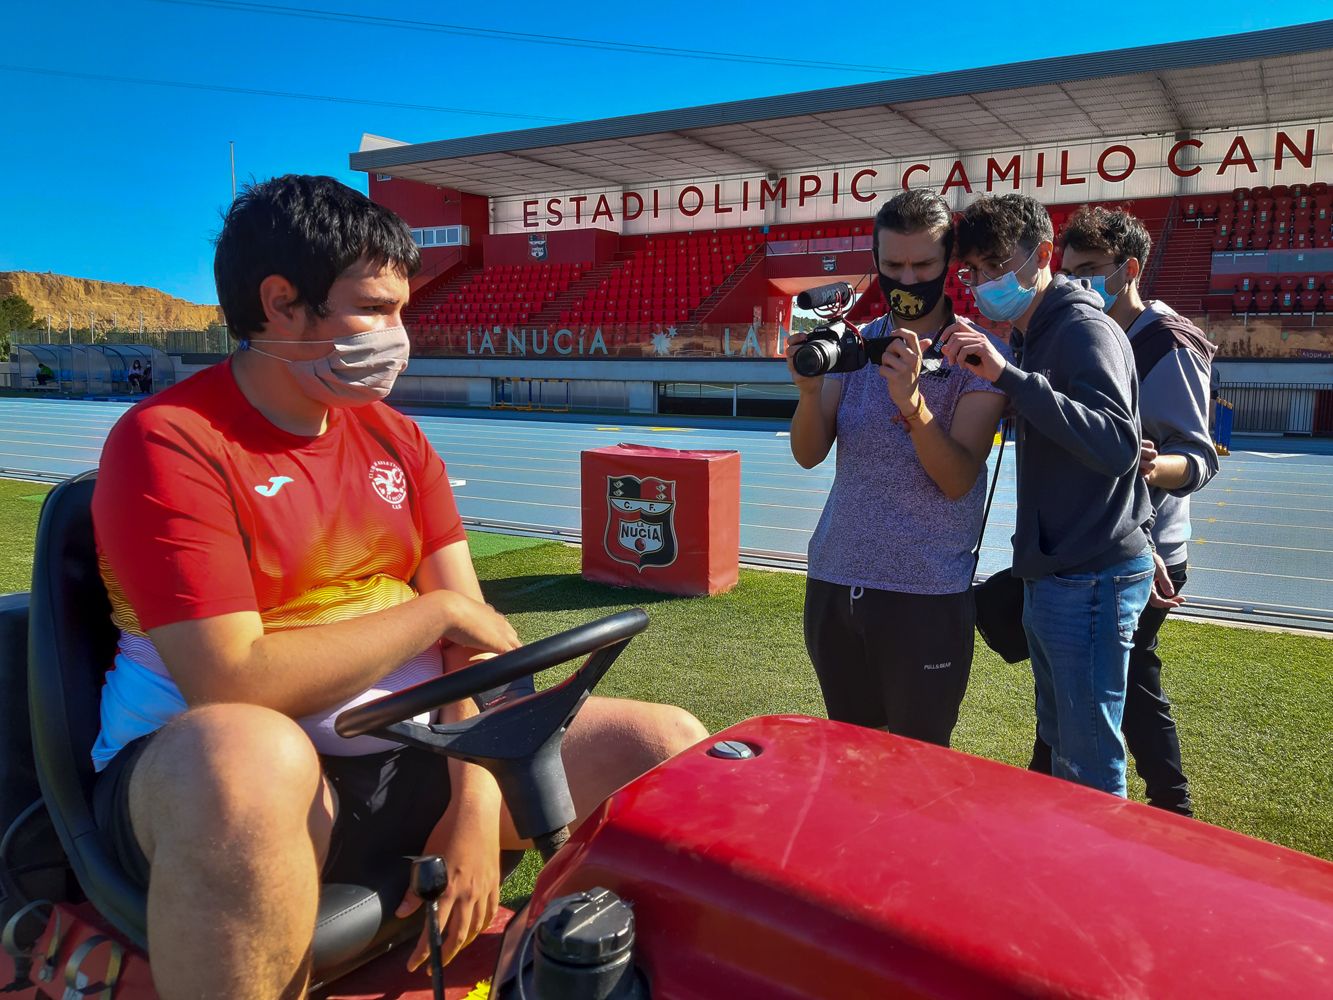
[[1, 0, 1328, 304]]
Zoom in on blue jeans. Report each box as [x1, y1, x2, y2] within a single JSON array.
[[1023, 552, 1154, 796]]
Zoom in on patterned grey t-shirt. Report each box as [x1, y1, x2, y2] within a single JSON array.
[[806, 316, 1008, 595]]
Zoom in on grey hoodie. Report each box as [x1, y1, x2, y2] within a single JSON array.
[[995, 275, 1153, 579], [1125, 302, 1219, 566]]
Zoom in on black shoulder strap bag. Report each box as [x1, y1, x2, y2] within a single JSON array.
[[971, 421, 1031, 663]]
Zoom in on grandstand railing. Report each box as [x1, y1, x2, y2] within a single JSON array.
[[1219, 382, 1333, 435], [1141, 196, 1179, 296], [767, 235, 873, 256]]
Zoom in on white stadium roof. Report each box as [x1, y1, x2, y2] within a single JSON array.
[[350, 20, 1333, 197]]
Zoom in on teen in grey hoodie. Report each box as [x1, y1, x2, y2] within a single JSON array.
[[941, 194, 1167, 798], [1052, 206, 1218, 816]]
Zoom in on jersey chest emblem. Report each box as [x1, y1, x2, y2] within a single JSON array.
[[369, 460, 408, 509]]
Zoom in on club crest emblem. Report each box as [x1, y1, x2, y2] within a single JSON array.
[[369, 460, 408, 508], [605, 475, 677, 570]]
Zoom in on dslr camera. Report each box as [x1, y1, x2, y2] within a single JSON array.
[[790, 282, 947, 378]]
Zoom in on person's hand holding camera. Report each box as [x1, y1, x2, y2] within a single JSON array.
[[940, 318, 1007, 383], [877, 330, 929, 416], [785, 332, 823, 394]]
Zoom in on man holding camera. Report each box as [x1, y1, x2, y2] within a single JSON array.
[[940, 194, 1166, 797], [788, 190, 1007, 747], [1043, 206, 1217, 815]]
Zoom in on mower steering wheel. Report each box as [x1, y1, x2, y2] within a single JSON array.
[[334, 608, 649, 739], [333, 608, 650, 859]]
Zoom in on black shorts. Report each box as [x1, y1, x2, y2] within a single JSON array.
[[804, 579, 976, 747], [93, 736, 453, 898]]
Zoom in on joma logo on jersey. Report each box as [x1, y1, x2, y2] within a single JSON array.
[[605, 475, 677, 571]]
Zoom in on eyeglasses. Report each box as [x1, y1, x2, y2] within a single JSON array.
[[956, 246, 1036, 289]]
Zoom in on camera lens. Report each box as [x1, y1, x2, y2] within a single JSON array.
[[793, 339, 840, 377]]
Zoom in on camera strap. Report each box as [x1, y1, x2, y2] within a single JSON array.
[[971, 419, 1007, 576]]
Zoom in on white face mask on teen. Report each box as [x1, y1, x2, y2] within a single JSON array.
[[240, 325, 410, 407]]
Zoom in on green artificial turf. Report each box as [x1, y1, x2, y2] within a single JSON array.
[[3, 476, 1330, 907]]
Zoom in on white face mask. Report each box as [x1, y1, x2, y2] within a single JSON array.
[[240, 325, 410, 407]]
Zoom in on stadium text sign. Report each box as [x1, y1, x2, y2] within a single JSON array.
[[496, 121, 1333, 234]]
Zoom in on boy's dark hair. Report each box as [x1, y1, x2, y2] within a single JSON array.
[[1059, 206, 1153, 268], [956, 194, 1054, 263], [874, 189, 954, 262], [215, 174, 420, 338]]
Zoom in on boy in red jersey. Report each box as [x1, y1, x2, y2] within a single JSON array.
[[91, 175, 707, 999]]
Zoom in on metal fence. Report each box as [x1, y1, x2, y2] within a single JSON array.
[[8, 327, 232, 355], [1220, 382, 1333, 435]]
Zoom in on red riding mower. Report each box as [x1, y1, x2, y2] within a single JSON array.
[[3, 473, 1333, 999]]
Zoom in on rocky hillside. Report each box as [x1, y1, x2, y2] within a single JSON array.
[[0, 272, 223, 332]]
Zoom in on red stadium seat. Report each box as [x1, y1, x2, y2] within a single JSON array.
[[1256, 291, 1275, 311], [1253, 186, 1272, 199], [1312, 182, 1330, 196], [1212, 236, 1229, 251], [1300, 290, 1320, 311], [1279, 291, 1297, 311], [1183, 200, 1199, 219], [1272, 184, 1291, 200], [1233, 292, 1254, 312], [1236, 275, 1257, 292], [1259, 276, 1278, 292], [1201, 199, 1218, 217], [1291, 183, 1309, 197], [1280, 276, 1300, 292]]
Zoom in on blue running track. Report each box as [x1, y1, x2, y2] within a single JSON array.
[[2, 398, 1331, 632]]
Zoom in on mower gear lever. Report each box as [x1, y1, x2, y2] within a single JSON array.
[[410, 855, 448, 1000]]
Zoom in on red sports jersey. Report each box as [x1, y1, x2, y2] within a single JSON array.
[[94, 358, 466, 636], [90, 359, 468, 763]]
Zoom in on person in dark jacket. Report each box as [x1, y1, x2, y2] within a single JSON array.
[[1039, 205, 1218, 815], [940, 194, 1170, 797]]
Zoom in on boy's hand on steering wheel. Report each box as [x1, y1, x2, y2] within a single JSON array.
[[397, 794, 503, 971], [438, 592, 521, 655]]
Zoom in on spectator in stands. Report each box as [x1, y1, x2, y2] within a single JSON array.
[[940, 193, 1161, 798], [35, 362, 55, 387], [1042, 205, 1218, 816], [141, 362, 153, 393], [787, 190, 1007, 747], [128, 360, 143, 393], [90, 174, 708, 996]]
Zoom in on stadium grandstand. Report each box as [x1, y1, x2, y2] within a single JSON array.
[[353, 21, 1333, 425]]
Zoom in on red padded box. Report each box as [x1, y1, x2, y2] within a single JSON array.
[[581, 443, 739, 596]]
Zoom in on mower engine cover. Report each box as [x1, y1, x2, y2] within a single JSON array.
[[499, 715, 1333, 998]]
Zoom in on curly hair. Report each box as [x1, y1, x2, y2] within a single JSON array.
[[956, 194, 1053, 262], [1059, 206, 1152, 267]]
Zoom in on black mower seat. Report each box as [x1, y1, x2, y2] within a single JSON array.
[[27, 471, 420, 982]]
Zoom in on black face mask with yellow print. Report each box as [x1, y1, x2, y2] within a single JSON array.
[[878, 270, 947, 323]]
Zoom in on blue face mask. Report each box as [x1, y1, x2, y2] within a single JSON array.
[[972, 247, 1039, 323], [1086, 261, 1129, 311]]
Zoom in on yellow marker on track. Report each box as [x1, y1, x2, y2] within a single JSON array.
[[596, 426, 621, 431], [649, 426, 691, 432]]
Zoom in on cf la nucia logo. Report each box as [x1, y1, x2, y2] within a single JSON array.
[[369, 461, 408, 508]]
